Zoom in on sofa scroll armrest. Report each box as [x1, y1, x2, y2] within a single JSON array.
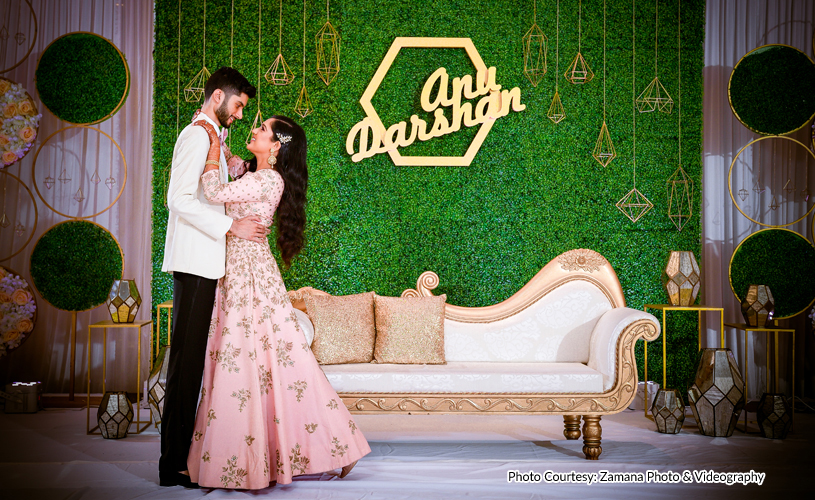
[[587, 308, 661, 391]]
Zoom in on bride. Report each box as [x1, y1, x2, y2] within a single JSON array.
[[186, 115, 370, 489]]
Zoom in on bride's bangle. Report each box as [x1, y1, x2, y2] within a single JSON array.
[[205, 160, 220, 166]]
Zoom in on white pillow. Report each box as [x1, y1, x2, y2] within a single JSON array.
[[293, 307, 315, 347]]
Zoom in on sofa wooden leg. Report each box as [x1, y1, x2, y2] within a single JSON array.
[[581, 415, 602, 460], [563, 415, 581, 440]]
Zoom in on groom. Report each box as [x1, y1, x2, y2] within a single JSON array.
[[159, 67, 265, 488]]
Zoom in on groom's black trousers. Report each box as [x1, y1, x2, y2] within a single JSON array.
[[159, 271, 218, 475]]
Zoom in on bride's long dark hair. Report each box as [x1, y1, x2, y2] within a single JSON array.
[[241, 115, 307, 268]]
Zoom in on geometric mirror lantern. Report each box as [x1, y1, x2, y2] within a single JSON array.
[[662, 251, 701, 306], [106, 279, 142, 323], [97, 391, 134, 439]]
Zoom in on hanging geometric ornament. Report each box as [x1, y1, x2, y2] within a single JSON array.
[[184, 0, 210, 102], [315, 0, 340, 86], [769, 195, 780, 210], [0, 26, 7, 41], [548, 90, 565, 124], [782, 178, 794, 194], [266, 0, 295, 85], [266, 53, 295, 85], [15, 32, 25, 45], [73, 187, 85, 203], [637, 1, 673, 113], [522, 0, 547, 87], [91, 171, 101, 185], [802, 188, 811, 202], [592, 121, 616, 166], [184, 66, 210, 103], [564, 0, 593, 84], [0, 213, 9, 229], [14, 222, 25, 237], [667, 166, 694, 231], [246, 109, 264, 145], [294, 84, 313, 118], [296, 0, 314, 118], [738, 188, 748, 201], [617, 187, 654, 223], [44, 175, 54, 189], [105, 177, 116, 190], [752, 179, 765, 194], [592, 0, 615, 167], [548, 0, 565, 123], [58, 168, 71, 184]]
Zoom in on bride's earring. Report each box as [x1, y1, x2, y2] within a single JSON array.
[[267, 151, 276, 167]]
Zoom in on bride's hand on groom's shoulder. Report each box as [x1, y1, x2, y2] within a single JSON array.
[[194, 120, 221, 164], [229, 215, 269, 244]]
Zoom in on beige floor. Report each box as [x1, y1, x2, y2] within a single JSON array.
[[0, 406, 811, 499]]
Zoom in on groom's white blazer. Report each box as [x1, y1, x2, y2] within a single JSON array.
[[162, 113, 233, 280]]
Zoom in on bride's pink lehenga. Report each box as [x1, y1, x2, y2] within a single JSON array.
[[187, 168, 370, 489]]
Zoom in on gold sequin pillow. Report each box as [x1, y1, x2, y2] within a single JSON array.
[[303, 292, 376, 364], [373, 294, 447, 364]]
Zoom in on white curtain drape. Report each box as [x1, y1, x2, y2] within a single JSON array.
[[0, 0, 154, 395], [703, 0, 814, 400]]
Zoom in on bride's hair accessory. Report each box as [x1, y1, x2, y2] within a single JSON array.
[[277, 133, 292, 145]]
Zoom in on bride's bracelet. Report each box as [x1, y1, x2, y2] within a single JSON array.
[[205, 160, 220, 166]]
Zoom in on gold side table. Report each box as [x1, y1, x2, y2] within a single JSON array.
[[725, 322, 795, 432], [642, 304, 725, 418], [154, 299, 173, 361], [86, 320, 153, 435]]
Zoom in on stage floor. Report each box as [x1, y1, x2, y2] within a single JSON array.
[[0, 406, 811, 499]]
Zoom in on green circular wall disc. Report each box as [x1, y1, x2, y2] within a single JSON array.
[[35, 32, 130, 125], [729, 228, 815, 319], [30, 221, 124, 312], [728, 44, 815, 136]]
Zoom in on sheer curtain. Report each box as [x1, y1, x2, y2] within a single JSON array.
[[703, 0, 815, 400], [0, 0, 154, 395]]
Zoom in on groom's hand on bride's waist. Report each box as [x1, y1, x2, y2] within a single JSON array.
[[229, 216, 269, 243]]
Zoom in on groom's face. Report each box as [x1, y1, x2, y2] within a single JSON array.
[[214, 90, 249, 129]]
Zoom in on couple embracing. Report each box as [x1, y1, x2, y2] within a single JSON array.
[[159, 67, 370, 489]]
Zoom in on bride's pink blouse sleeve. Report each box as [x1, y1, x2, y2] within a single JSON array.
[[201, 170, 272, 203]]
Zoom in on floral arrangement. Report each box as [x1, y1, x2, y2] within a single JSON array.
[[0, 265, 36, 357], [0, 77, 41, 168]]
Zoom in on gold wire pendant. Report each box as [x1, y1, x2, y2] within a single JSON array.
[[564, 52, 593, 84], [616, 187, 653, 223], [184, 66, 211, 102], [666, 166, 694, 231], [294, 83, 313, 118], [548, 89, 565, 124], [0, 212, 9, 228], [782, 178, 794, 194], [592, 121, 616, 167], [73, 187, 85, 203], [246, 108, 264, 145], [266, 53, 295, 85], [637, 76, 673, 113], [315, 21, 340, 86], [769, 195, 780, 210], [522, 23, 547, 87], [801, 188, 810, 202], [14, 222, 24, 236], [738, 188, 748, 201]]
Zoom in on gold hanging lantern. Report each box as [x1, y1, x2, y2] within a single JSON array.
[[592, 121, 616, 167], [667, 166, 694, 231], [548, 90, 565, 124], [295, 0, 314, 117], [184, 1, 210, 103], [548, 0, 565, 123], [616, 186, 653, 223], [564, 0, 593, 85], [522, 0, 547, 87], [316, 0, 340, 86], [266, 0, 295, 85], [637, 1, 673, 113]]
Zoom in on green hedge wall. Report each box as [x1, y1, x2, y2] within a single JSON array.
[[152, 0, 705, 395]]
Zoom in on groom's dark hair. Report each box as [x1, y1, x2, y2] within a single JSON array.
[[204, 67, 256, 101]]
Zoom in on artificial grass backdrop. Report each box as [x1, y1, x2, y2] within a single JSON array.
[[152, 0, 705, 394]]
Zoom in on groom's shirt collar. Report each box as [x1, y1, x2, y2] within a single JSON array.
[[197, 112, 222, 136]]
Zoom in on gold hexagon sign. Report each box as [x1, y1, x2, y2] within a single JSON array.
[[348, 37, 525, 166]]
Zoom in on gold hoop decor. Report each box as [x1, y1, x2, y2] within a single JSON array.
[[727, 135, 815, 228], [0, 76, 40, 169], [31, 125, 127, 220], [0, 0, 37, 74], [728, 44, 815, 136], [0, 170, 38, 262], [29, 220, 123, 312], [35, 32, 130, 125], [728, 228, 815, 320]]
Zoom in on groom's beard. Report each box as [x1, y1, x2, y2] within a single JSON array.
[[215, 100, 233, 128]]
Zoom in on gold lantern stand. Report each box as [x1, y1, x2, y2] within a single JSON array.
[[86, 319, 153, 435]]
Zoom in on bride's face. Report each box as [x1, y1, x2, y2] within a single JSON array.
[[247, 118, 276, 157]]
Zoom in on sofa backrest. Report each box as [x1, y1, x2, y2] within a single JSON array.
[[443, 280, 614, 362]]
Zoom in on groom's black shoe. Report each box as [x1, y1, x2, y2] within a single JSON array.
[[159, 471, 199, 488]]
